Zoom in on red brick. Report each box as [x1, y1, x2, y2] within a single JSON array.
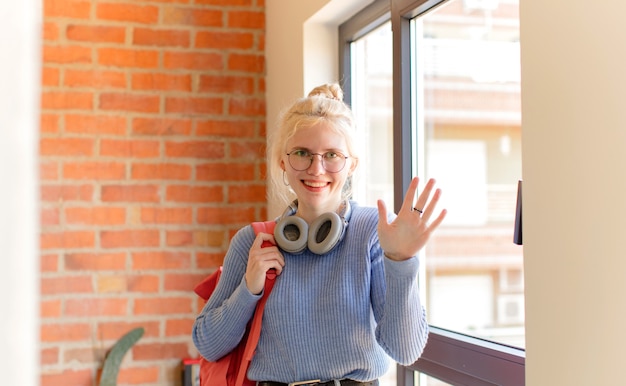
[[42, 45, 92, 65], [163, 51, 222, 71], [134, 297, 192, 315], [228, 184, 266, 203], [196, 0, 251, 5], [41, 253, 59, 272], [65, 252, 126, 270], [165, 274, 206, 291], [165, 96, 223, 115], [41, 347, 59, 365], [65, 206, 126, 225], [165, 140, 224, 159], [165, 230, 193, 246], [131, 163, 192, 180], [117, 366, 160, 384], [44, 0, 91, 19], [228, 96, 265, 116], [131, 73, 192, 92], [162, 7, 223, 27], [231, 140, 266, 160], [66, 24, 126, 43], [40, 137, 94, 156], [42, 22, 59, 41], [41, 370, 93, 386], [97, 47, 159, 68], [165, 185, 223, 203], [101, 184, 160, 202], [41, 208, 60, 226], [40, 231, 96, 250], [41, 91, 93, 110], [133, 342, 191, 360], [132, 251, 191, 269], [41, 299, 62, 318], [133, 27, 190, 47], [40, 113, 60, 133], [165, 318, 195, 336], [195, 119, 256, 137], [41, 184, 94, 202], [228, 10, 265, 29], [97, 321, 160, 341], [96, 3, 159, 24], [100, 93, 160, 113], [41, 276, 93, 295], [40, 161, 59, 180], [100, 139, 160, 158], [42, 67, 60, 87], [196, 31, 254, 49], [65, 114, 127, 135], [197, 206, 256, 225], [140, 207, 192, 224], [132, 117, 192, 136], [62, 161, 126, 180], [196, 162, 255, 181], [228, 53, 264, 73], [127, 275, 160, 292], [101, 230, 160, 248], [198, 75, 254, 94], [64, 69, 126, 89], [65, 298, 128, 317]]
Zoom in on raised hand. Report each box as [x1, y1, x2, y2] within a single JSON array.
[[377, 177, 447, 261]]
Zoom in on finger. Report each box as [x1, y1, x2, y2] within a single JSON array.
[[420, 187, 442, 222], [426, 208, 447, 233], [377, 199, 389, 226], [414, 178, 436, 213], [400, 177, 420, 214]]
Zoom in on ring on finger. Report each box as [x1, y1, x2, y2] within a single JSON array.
[[413, 207, 423, 214]]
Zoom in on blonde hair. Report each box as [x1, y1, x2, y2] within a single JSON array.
[[267, 83, 359, 208]]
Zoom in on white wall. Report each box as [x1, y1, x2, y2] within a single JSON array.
[[268, 0, 626, 384], [520, 0, 626, 384], [0, 1, 41, 385]]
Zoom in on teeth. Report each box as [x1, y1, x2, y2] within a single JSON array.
[[304, 181, 327, 188]]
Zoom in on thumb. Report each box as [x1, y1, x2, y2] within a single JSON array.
[[377, 199, 389, 230]]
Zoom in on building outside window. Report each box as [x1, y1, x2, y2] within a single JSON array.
[[345, 0, 523, 384]]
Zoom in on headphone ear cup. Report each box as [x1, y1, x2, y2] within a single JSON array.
[[307, 212, 345, 255], [274, 215, 308, 253]]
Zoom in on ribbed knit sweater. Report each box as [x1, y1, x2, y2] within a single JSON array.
[[191, 202, 429, 383]]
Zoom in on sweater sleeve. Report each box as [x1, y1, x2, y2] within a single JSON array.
[[370, 239, 429, 365], [191, 226, 261, 361]]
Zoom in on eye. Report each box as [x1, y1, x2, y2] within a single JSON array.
[[324, 151, 342, 160], [291, 149, 310, 157]]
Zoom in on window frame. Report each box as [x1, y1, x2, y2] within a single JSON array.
[[339, 1, 526, 385]]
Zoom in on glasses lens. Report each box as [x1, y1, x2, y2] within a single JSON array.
[[322, 152, 346, 172], [288, 151, 311, 171], [288, 151, 347, 172]]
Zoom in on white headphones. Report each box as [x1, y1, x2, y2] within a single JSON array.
[[274, 200, 351, 255]]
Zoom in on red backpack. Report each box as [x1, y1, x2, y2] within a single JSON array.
[[193, 221, 277, 386]]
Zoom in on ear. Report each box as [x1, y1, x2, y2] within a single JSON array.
[[280, 159, 286, 171], [347, 157, 358, 176]]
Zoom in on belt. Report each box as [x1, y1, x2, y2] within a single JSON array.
[[257, 380, 378, 386]]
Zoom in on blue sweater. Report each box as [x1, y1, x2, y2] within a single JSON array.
[[192, 202, 429, 383]]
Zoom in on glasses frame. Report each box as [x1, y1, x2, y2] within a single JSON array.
[[286, 150, 349, 173]]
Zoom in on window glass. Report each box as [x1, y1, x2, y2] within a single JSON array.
[[350, 21, 394, 209], [412, 0, 523, 348]]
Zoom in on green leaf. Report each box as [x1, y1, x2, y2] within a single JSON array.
[[99, 327, 145, 386]]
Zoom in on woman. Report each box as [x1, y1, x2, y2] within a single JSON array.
[[192, 83, 447, 386]]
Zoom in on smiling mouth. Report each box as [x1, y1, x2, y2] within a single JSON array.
[[303, 180, 329, 188]]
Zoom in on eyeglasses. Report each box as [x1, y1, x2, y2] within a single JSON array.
[[286, 149, 349, 173]]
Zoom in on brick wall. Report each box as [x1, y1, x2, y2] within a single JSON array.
[[40, 0, 266, 385]]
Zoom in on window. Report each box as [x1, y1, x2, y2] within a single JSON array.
[[340, 0, 525, 384]]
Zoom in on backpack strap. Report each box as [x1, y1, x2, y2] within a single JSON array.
[[236, 221, 278, 386]]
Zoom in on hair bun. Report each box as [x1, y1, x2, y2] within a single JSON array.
[[307, 83, 343, 101]]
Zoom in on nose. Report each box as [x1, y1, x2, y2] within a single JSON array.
[[307, 154, 325, 175]]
